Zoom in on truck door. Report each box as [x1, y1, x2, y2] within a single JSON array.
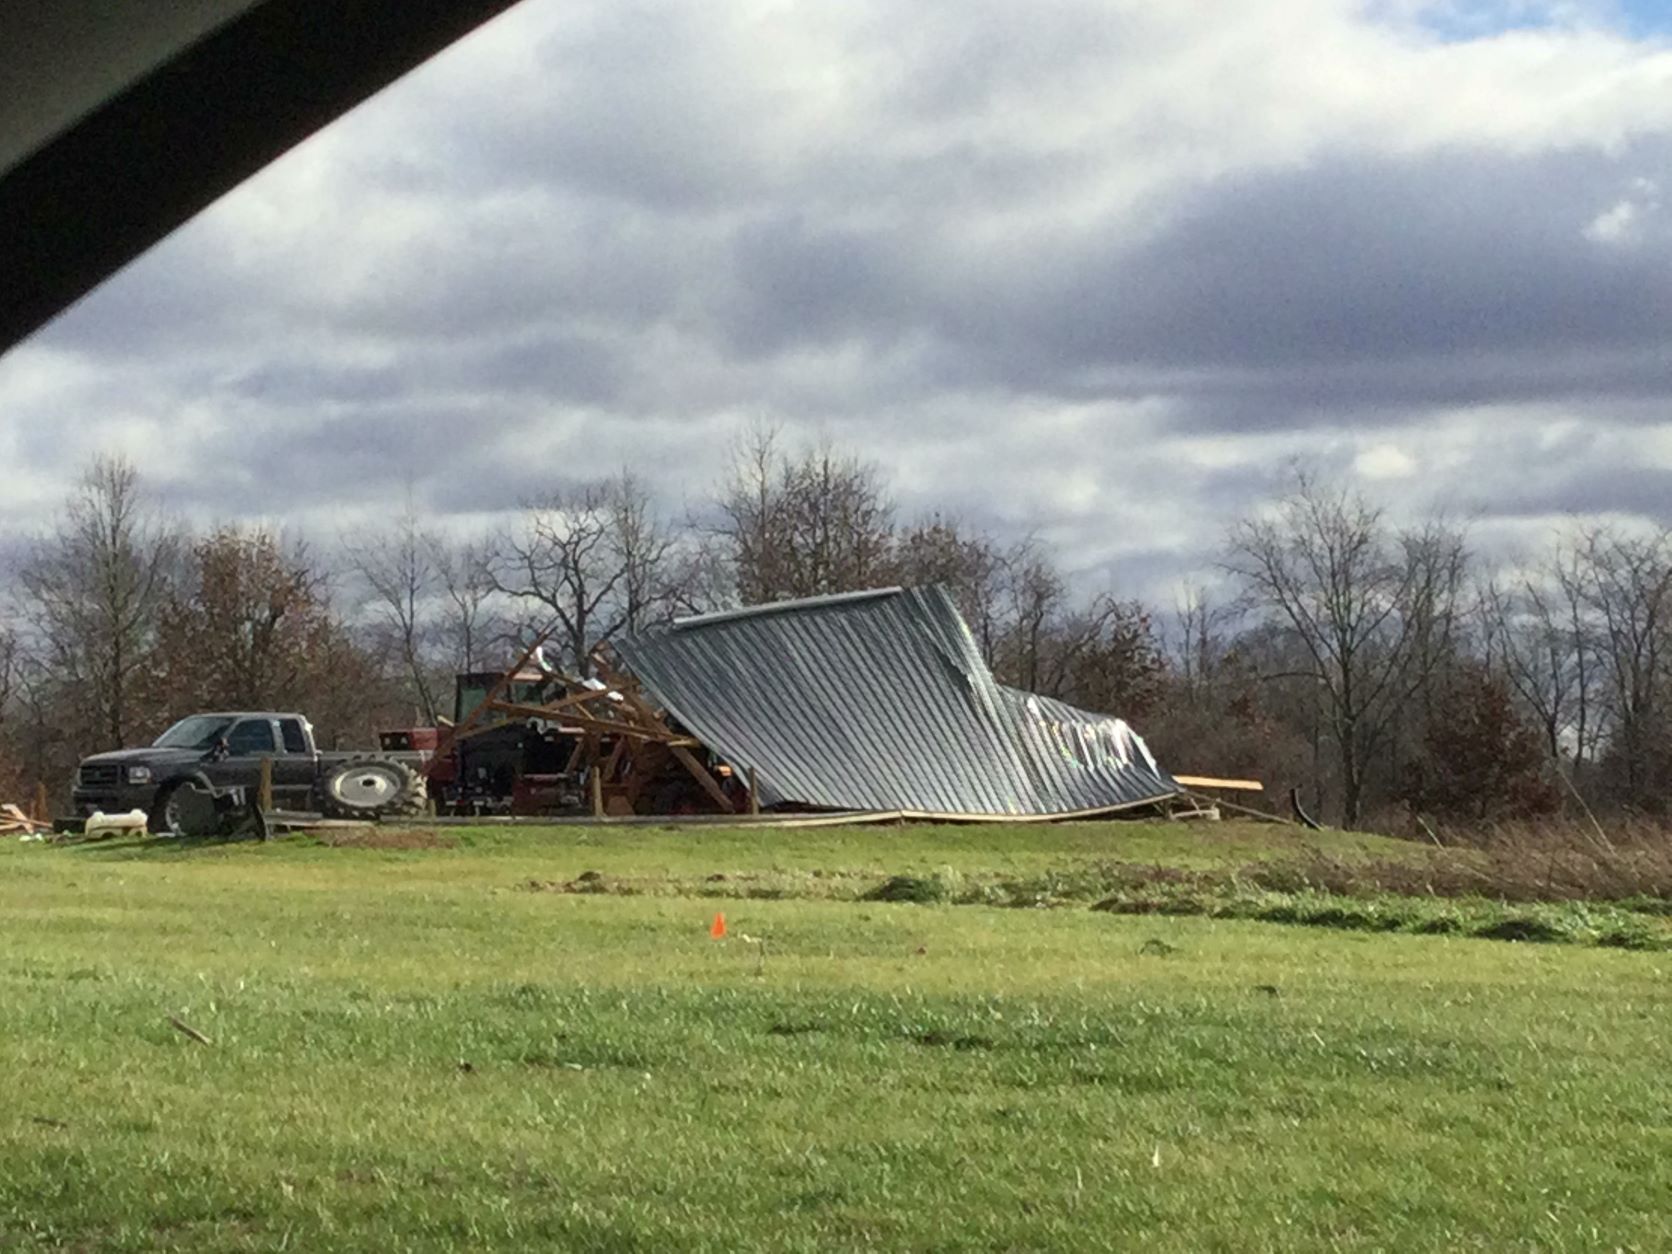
[[272, 718, 317, 810], [202, 717, 278, 795]]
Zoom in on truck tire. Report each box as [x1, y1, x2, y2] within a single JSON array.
[[149, 778, 210, 835], [318, 756, 427, 820]]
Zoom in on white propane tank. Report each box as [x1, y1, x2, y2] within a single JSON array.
[[84, 809, 150, 839]]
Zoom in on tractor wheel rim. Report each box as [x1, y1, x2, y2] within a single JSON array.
[[335, 768, 401, 806]]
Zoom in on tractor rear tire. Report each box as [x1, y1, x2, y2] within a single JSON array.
[[318, 756, 428, 820]]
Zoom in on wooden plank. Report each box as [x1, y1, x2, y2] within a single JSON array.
[[747, 766, 760, 816], [1172, 774, 1265, 793], [257, 757, 274, 811], [670, 745, 735, 814]]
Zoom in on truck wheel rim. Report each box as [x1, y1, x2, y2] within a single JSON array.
[[163, 783, 205, 834], [332, 767, 401, 808]]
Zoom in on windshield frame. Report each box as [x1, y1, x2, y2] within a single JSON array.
[[152, 715, 237, 750]]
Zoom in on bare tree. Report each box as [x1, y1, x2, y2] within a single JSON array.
[[437, 535, 500, 675], [341, 501, 442, 722], [1577, 526, 1672, 803], [661, 527, 736, 619], [890, 514, 1006, 664], [608, 471, 683, 634], [1045, 593, 1167, 716], [717, 426, 895, 603], [19, 455, 178, 750], [1225, 472, 1465, 826], [492, 485, 619, 673], [0, 624, 18, 719], [993, 537, 1064, 692], [491, 471, 683, 674], [1482, 537, 1601, 770]]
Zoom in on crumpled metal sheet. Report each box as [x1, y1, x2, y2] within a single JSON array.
[[615, 585, 1177, 817]]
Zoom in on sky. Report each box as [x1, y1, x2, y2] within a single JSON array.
[[2, 0, 1670, 603]]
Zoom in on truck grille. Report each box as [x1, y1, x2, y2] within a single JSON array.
[[78, 763, 121, 787]]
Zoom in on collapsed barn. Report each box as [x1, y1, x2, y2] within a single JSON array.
[[428, 585, 1178, 821]]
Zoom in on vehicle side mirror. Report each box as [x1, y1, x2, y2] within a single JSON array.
[[205, 736, 230, 762]]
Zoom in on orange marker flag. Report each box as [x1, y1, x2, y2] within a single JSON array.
[[709, 912, 727, 939]]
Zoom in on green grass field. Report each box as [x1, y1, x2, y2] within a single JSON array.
[[3, 821, 1669, 1251]]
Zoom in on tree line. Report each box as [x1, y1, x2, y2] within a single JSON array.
[[5, 431, 1670, 832]]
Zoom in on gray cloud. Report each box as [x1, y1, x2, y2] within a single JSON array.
[[5, 0, 1672, 604]]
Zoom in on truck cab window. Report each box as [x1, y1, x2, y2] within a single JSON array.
[[227, 719, 277, 755], [279, 719, 308, 754]]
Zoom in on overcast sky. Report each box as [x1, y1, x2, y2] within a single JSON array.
[[3, 0, 1671, 602]]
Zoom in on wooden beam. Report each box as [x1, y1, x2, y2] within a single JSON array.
[[1172, 774, 1265, 793], [519, 685, 629, 718], [602, 737, 627, 780], [487, 699, 682, 743], [435, 622, 558, 764], [670, 745, 735, 814]]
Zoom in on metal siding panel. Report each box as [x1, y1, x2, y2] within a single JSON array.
[[613, 585, 1176, 816]]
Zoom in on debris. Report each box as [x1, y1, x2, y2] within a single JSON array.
[[167, 1015, 213, 1046], [613, 586, 1177, 819], [1172, 775, 1264, 792], [1138, 938, 1179, 956], [0, 803, 50, 836], [1289, 786, 1322, 830], [1182, 790, 1297, 826], [83, 809, 148, 839], [1168, 805, 1221, 822]]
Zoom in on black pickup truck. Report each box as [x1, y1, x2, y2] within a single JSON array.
[[72, 711, 428, 832]]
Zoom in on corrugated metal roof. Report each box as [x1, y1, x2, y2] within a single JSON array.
[[614, 585, 1177, 818]]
